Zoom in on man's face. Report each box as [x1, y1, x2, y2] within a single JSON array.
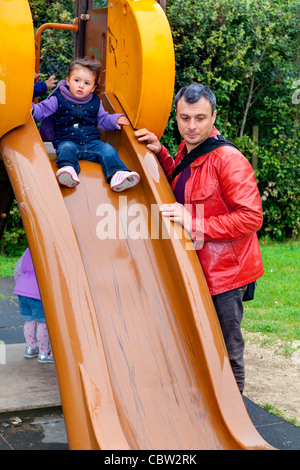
[[176, 96, 217, 152]]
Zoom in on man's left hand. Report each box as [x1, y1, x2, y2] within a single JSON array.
[[160, 202, 192, 234]]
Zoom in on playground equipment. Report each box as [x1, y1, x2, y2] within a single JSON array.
[[0, 0, 274, 450]]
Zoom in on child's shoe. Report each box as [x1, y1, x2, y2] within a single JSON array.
[[110, 171, 140, 192], [24, 345, 39, 358], [38, 351, 54, 364], [56, 166, 80, 188]]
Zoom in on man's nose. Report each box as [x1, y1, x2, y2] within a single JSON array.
[[188, 118, 197, 129]]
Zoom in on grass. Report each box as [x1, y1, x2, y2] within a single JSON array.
[[0, 254, 20, 278], [263, 403, 299, 427], [242, 239, 300, 350]]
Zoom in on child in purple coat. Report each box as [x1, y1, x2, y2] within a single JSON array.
[[32, 57, 140, 192], [14, 248, 53, 364]]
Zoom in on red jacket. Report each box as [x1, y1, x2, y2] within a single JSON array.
[[157, 126, 264, 295]]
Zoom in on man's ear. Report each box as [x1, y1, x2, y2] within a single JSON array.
[[212, 110, 217, 125]]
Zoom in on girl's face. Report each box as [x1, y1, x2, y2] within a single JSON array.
[[66, 66, 97, 99]]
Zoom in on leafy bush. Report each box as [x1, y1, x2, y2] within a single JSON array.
[[31, 0, 76, 83], [166, 0, 299, 137], [256, 127, 300, 240], [165, 0, 299, 240], [0, 200, 27, 256]]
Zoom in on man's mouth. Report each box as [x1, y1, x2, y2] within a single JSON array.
[[186, 133, 198, 139]]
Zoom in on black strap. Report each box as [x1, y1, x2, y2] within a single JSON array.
[[170, 134, 238, 183]]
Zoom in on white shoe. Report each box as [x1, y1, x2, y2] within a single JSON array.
[[110, 171, 140, 192], [56, 166, 80, 188]]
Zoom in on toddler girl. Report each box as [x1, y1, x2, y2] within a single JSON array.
[[32, 57, 140, 192], [14, 248, 53, 364]]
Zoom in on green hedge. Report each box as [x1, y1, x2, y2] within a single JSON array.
[[163, 0, 299, 240]]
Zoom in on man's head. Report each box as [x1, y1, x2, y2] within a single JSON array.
[[175, 83, 217, 151]]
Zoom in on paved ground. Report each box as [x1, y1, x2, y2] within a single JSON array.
[[0, 277, 299, 450]]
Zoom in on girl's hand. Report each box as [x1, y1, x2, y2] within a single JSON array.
[[116, 115, 130, 129], [45, 74, 57, 90]]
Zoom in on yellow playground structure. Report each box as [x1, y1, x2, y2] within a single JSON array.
[[0, 0, 274, 450]]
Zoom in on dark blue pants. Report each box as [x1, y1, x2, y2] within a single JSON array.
[[56, 139, 129, 182], [212, 285, 247, 393]]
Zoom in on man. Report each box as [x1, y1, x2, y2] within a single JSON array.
[[134, 83, 264, 393]]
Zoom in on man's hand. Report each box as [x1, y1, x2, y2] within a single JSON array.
[[134, 128, 162, 154], [160, 202, 192, 234]]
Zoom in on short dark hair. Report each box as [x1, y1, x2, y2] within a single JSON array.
[[174, 83, 216, 114]]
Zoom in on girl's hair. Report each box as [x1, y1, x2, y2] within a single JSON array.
[[67, 57, 101, 93]]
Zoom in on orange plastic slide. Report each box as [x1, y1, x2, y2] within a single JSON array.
[[0, 0, 274, 450]]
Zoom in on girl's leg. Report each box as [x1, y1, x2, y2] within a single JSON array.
[[19, 297, 38, 357], [82, 140, 130, 182], [56, 141, 81, 173], [23, 320, 39, 358], [23, 320, 37, 348], [56, 141, 80, 187], [36, 323, 53, 363], [36, 323, 51, 354]]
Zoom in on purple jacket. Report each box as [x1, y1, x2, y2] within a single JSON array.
[[32, 80, 122, 141], [14, 249, 41, 300]]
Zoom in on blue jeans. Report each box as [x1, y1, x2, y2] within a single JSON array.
[[56, 140, 130, 182], [18, 296, 46, 323]]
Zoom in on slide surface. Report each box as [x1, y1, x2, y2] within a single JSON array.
[[0, 96, 273, 449]]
